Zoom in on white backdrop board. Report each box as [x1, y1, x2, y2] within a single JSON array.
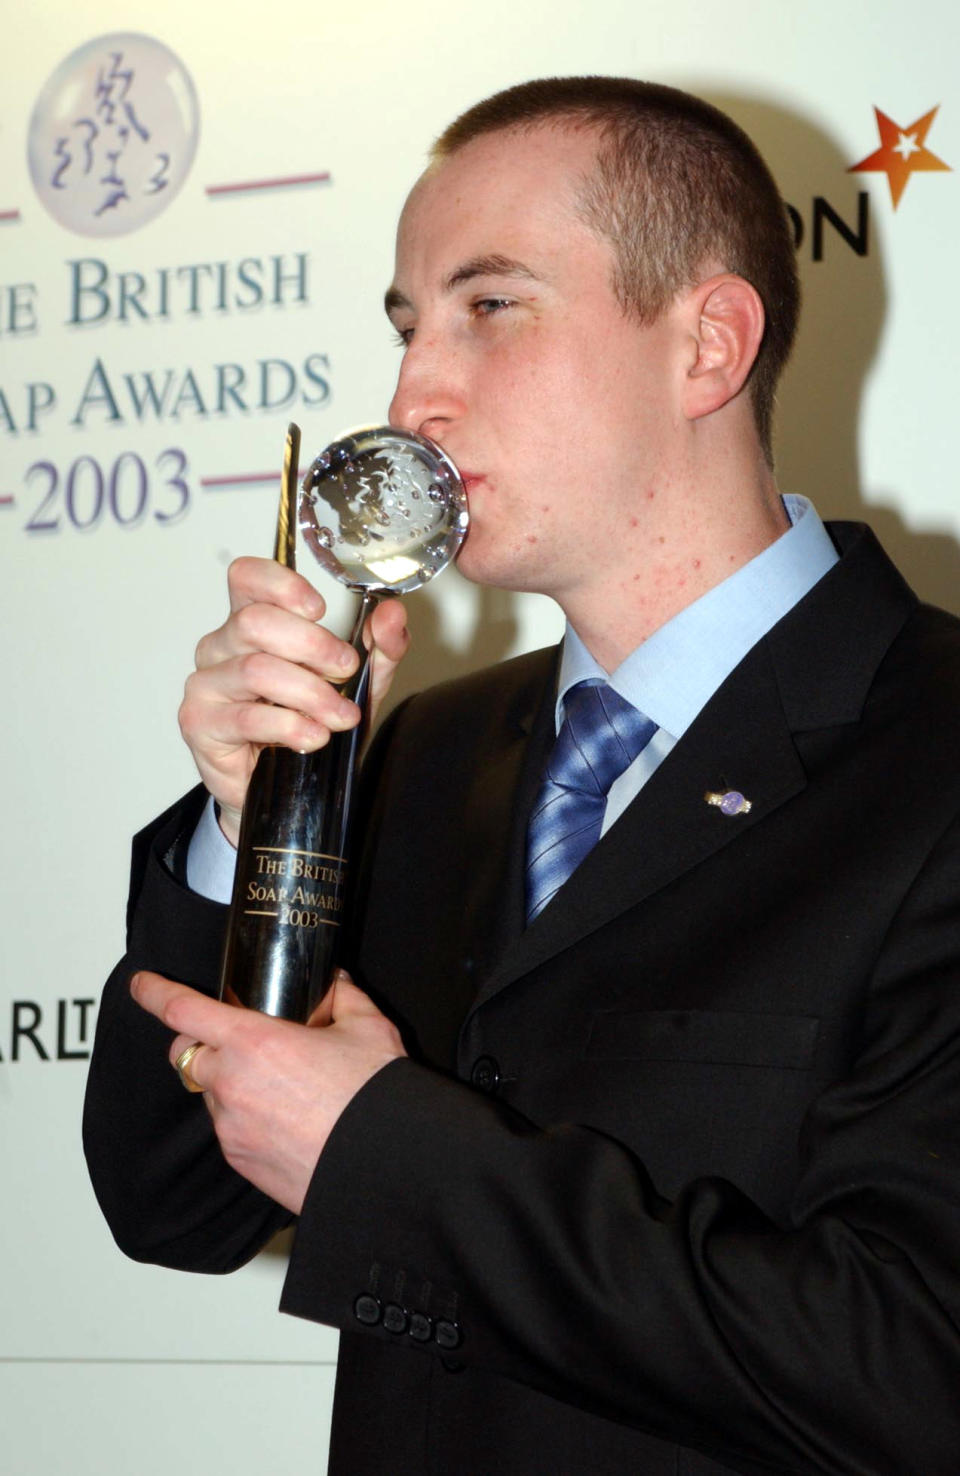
[[2, 2, 957, 1471]]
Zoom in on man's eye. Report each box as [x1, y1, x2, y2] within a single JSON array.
[[470, 297, 513, 319], [391, 326, 414, 347]]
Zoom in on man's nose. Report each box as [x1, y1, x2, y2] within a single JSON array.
[[388, 337, 464, 441]]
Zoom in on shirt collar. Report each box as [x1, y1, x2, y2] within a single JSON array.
[[557, 495, 839, 736]]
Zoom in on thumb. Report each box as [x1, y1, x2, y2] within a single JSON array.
[[367, 599, 410, 710], [327, 968, 385, 1021], [305, 967, 363, 1027]]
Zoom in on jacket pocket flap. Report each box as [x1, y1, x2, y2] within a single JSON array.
[[587, 1008, 820, 1069]]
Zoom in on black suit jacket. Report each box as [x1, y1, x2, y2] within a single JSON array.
[[85, 524, 960, 1475]]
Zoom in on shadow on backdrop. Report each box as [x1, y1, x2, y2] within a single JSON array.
[[398, 579, 520, 694], [705, 88, 960, 614]]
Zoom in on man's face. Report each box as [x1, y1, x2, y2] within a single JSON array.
[[386, 125, 687, 604]]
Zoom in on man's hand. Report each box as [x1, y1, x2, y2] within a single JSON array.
[[130, 968, 406, 1214], [179, 556, 409, 843]]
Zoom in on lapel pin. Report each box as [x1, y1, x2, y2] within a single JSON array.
[[705, 789, 752, 816]]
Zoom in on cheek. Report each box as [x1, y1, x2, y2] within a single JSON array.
[[484, 330, 575, 405], [481, 352, 549, 419]]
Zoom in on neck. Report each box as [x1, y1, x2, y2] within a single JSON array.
[[560, 454, 787, 672]]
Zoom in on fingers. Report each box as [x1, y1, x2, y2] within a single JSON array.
[[305, 969, 406, 1081], [226, 556, 327, 621], [325, 972, 407, 1065], [304, 967, 351, 1028], [366, 598, 410, 662], [324, 970, 399, 1029], [178, 563, 413, 823], [366, 599, 410, 714], [196, 598, 358, 681], [306, 970, 385, 1028], [184, 651, 361, 746], [131, 971, 237, 1050], [328, 971, 385, 1020], [179, 557, 366, 816], [136, 969, 405, 1200], [171, 1038, 212, 1093], [179, 659, 360, 823], [305, 990, 334, 1029]]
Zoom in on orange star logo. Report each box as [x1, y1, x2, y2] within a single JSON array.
[[849, 106, 950, 208]]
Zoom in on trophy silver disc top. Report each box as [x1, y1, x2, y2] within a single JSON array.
[[299, 426, 468, 595]]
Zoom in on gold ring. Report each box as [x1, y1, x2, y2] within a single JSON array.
[[174, 1041, 206, 1093]]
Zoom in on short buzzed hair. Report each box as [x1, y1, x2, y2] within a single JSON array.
[[433, 77, 800, 465]]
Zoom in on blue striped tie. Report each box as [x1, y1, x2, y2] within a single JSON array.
[[525, 681, 656, 924]]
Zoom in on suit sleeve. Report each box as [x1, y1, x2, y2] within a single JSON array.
[[82, 787, 292, 1271], [81, 699, 419, 1270], [279, 805, 960, 1476]]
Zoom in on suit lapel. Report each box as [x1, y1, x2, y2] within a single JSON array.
[[469, 639, 805, 1008], [466, 522, 917, 1016]]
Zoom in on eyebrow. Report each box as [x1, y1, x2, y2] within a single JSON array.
[[384, 254, 539, 318]]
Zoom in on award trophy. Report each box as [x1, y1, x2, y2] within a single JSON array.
[[219, 422, 468, 1022]]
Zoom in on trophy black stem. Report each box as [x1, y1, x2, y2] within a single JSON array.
[[218, 592, 379, 1022]]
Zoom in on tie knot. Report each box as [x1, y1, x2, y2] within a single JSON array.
[[547, 681, 656, 798]]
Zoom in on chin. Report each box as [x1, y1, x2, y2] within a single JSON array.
[[452, 545, 496, 588], [454, 522, 554, 595], [457, 551, 538, 597]]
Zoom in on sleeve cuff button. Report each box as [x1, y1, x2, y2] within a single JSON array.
[[435, 1319, 463, 1350], [353, 1294, 382, 1326]]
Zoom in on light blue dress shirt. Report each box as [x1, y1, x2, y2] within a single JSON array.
[[556, 495, 838, 834], [188, 495, 838, 898]]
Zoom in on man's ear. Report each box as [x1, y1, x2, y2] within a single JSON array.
[[681, 274, 765, 422]]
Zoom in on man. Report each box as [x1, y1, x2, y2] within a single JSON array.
[[84, 78, 960, 1474]]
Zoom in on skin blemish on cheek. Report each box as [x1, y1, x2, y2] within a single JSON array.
[[630, 517, 638, 528], [526, 535, 539, 544], [693, 559, 701, 569]]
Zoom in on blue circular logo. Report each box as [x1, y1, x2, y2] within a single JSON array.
[[28, 33, 200, 237]]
